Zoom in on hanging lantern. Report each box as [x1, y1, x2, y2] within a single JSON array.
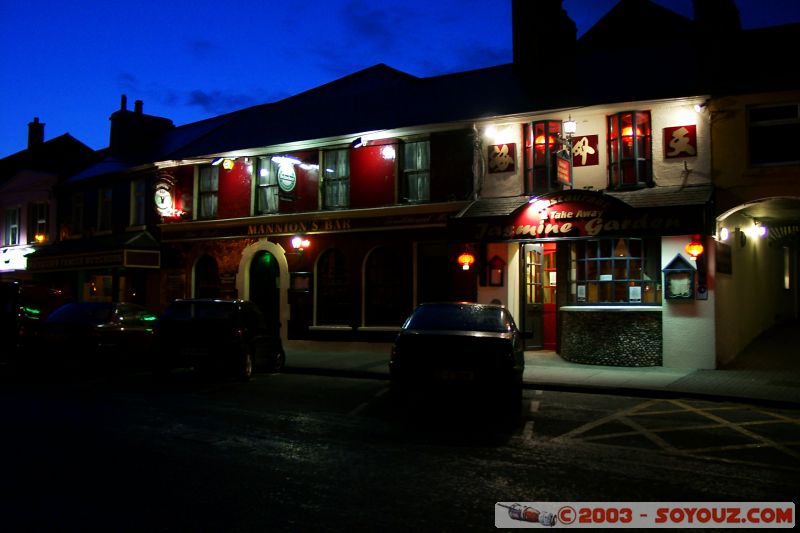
[[457, 252, 475, 270], [685, 239, 704, 258]]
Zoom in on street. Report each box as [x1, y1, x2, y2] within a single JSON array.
[[1, 368, 797, 532]]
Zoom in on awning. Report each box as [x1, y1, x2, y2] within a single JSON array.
[[26, 232, 161, 272], [450, 185, 714, 242]]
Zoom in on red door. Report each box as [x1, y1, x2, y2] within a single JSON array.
[[542, 242, 557, 350]]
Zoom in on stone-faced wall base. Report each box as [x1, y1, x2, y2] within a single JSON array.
[[561, 309, 662, 367]]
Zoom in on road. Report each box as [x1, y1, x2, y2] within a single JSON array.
[[0, 368, 797, 531]]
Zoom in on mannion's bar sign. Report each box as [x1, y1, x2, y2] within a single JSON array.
[[457, 190, 707, 241]]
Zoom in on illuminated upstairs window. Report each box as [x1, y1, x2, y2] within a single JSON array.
[[607, 111, 652, 190]]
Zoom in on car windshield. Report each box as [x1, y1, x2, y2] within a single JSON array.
[[404, 303, 508, 333], [162, 301, 237, 321], [47, 303, 115, 325]]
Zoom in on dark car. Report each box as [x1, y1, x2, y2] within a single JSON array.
[[32, 301, 158, 372], [1, 281, 70, 365], [151, 298, 285, 382], [389, 302, 525, 416]]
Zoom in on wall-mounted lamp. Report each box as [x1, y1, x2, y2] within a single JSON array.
[[694, 100, 709, 113], [562, 115, 577, 137], [685, 239, 705, 259], [211, 157, 223, 166], [222, 158, 235, 170], [291, 236, 310, 254], [34, 233, 46, 244], [718, 227, 730, 241], [351, 137, 364, 148]]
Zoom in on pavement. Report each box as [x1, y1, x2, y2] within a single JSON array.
[[284, 320, 800, 407]]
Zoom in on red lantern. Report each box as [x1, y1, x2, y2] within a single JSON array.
[[457, 252, 475, 270], [685, 239, 704, 258]]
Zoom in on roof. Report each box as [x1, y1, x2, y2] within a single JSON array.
[[456, 196, 530, 219], [0, 134, 96, 182], [605, 184, 714, 208]]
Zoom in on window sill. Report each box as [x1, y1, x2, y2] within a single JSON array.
[[309, 325, 353, 331], [357, 326, 401, 332]]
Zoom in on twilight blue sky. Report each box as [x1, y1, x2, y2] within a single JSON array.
[[1, 0, 798, 157]]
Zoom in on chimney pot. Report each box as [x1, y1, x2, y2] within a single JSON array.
[[134, 100, 143, 114]]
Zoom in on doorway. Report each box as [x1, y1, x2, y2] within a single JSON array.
[[522, 242, 557, 350], [249, 251, 280, 336]]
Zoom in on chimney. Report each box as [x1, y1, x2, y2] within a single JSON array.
[[512, 0, 576, 91], [134, 99, 143, 114], [28, 117, 45, 149], [109, 94, 174, 156]]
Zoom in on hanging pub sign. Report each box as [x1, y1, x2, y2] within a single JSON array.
[[454, 189, 709, 241]]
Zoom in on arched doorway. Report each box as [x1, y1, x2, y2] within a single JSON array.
[[195, 254, 220, 298], [249, 250, 280, 336]]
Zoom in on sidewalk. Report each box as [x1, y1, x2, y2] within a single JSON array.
[[283, 322, 800, 406]]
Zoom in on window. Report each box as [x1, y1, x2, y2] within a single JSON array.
[[256, 156, 280, 214], [71, 192, 84, 237], [130, 178, 146, 226], [364, 246, 411, 326], [523, 120, 563, 195], [316, 248, 350, 325], [322, 149, 349, 209], [401, 141, 430, 203], [569, 238, 661, 304], [97, 186, 113, 232], [748, 103, 800, 166], [607, 111, 652, 189], [4, 207, 20, 246], [28, 202, 48, 243], [198, 166, 219, 218]]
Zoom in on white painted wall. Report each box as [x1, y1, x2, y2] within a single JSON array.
[[662, 235, 716, 369]]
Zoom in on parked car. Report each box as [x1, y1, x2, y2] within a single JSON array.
[[30, 301, 157, 372], [151, 298, 285, 381], [1, 280, 71, 365], [389, 302, 525, 417]]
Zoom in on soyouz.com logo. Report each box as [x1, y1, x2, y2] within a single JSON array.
[[495, 502, 795, 528]]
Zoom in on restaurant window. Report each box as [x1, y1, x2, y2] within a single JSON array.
[[569, 238, 661, 304], [71, 192, 84, 237], [198, 165, 219, 219], [748, 103, 800, 166], [364, 246, 410, 326], [316, 248, 350, 325], [322, 149, 349, 209], [401, 140, 430, 203], [523, 120, 563, 195], [130, 178, 146, 227], [4, 207, 20, 246], [97, 186, 113, 232], [28, 202, 48, 244], [607, 111, 652, 189], [256, 156, 280, 214]]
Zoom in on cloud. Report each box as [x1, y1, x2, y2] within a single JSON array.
[[185, 89, 260, 114]]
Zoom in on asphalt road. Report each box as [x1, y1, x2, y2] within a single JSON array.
[[1, 369, 797, 531]]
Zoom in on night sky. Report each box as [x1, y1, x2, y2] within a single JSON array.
[[1, 0, 798, 157]]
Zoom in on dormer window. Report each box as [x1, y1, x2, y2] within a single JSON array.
[[607, 111, 652, 189]]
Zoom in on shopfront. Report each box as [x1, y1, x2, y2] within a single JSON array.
[[159, 201, 473, 345], [453, 187, 716, 369]]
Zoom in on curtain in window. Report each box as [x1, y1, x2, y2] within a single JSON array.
[[323, 150, 349, 208], [404, 141, 430, 202], [257, 157, 280, 214], [199, 167, 218, 218], [316, 248, 351, 325], [4, 208, 20, 245]]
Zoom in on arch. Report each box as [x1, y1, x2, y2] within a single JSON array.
[[238, 239, 290, 344], [194, 254, 220, 298], [249, 250, 281, 335], [362, 244, 412, 327]]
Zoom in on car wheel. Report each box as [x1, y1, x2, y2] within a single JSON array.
[[269, 349, 286, 373], [237, 347, 254, 382]]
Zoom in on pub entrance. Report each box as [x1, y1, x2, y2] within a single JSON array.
[[249, 251, 281, 336], [521, 242, 557, 350]]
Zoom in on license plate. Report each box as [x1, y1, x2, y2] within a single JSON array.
[[439, 370, 474, 381]]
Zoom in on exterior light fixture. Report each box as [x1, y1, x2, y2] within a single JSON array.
[[222, 158, 235, 170], [562, 115, 577, 136], [719, 227, 729, 241], [34, 233, 46, 243], [211, 157, 223, 166], [291, 236, 310, 254], [685, 238, 705, 259], [457, 251, 475, 271], [351, 137, 364, 148]]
